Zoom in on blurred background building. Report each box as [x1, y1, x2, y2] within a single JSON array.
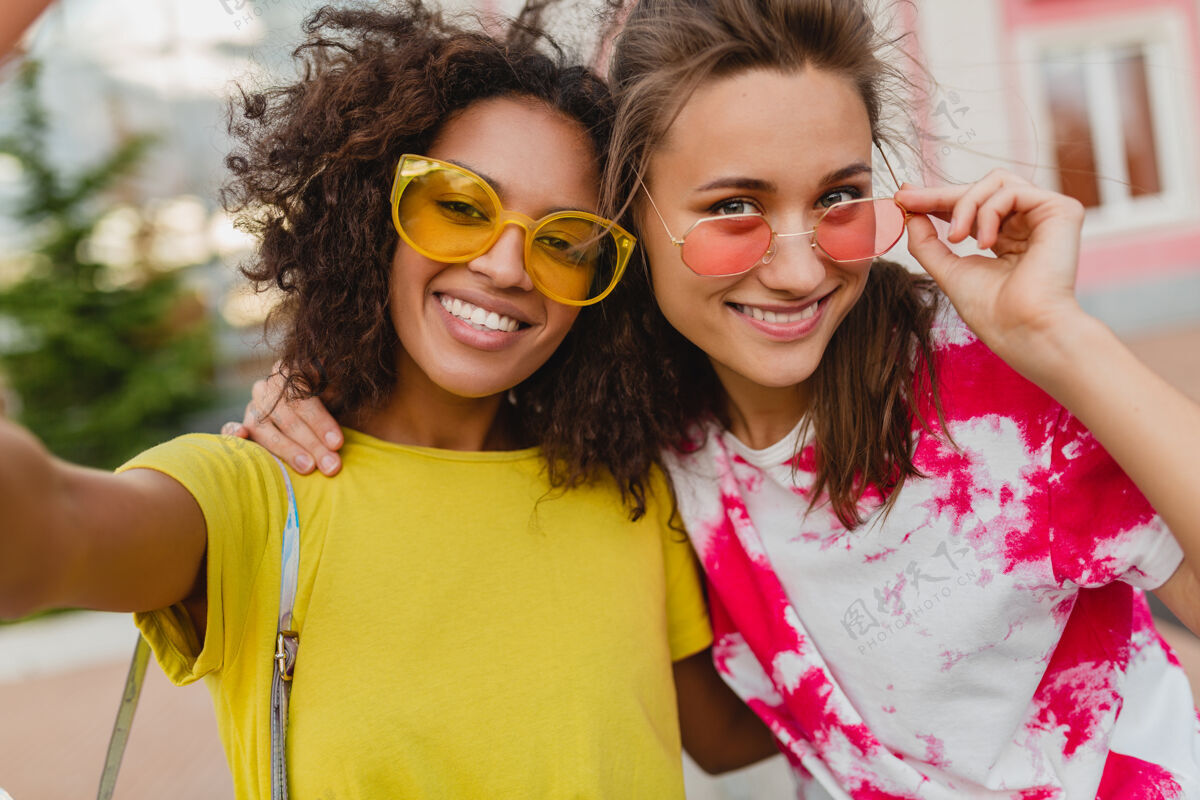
[[0, 0, 1197, 798], [910, 0, 1200, 337]]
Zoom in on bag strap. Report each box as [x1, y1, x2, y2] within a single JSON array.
[[97, 456, 301, 800], [270, 455, 301, 800], [96, 637, 150, 800]]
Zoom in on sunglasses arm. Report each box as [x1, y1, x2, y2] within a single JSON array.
[[639, 183, 685, 246], [872, 141, 917, 226], [873, 138, 905, 190]]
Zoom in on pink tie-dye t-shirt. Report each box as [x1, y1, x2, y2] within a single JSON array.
[[666, 309, 1200, 799]]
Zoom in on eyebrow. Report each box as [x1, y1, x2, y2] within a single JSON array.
[[446, 158, 592, 217], [821, 162, 873, 186], [692, 161, 873, 194], [447, 159, 500, 192], [694, 176, 776, 193]]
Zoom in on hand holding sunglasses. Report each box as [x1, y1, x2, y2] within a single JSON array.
[[896, 169, 1087, 378], [391, 155, 636, 306]]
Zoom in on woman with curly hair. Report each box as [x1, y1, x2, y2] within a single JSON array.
[[255, 0, 1200, 796], [0, 2, 776, 797]]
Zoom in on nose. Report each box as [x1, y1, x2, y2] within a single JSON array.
[[754, 231, 825, 295], [467, 222, 534, 292]]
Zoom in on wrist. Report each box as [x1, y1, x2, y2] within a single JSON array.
[[1012, 311, 1122, 405]]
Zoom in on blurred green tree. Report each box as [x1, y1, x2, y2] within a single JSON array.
[[0, 60, 214, 468]]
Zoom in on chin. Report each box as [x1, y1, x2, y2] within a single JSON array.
[[746, 356, 822, 390], [434, 366, 534, 400], [442, 381, 515, 399]]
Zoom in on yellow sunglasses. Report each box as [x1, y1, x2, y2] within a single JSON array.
[[390, 155, 636, 306]]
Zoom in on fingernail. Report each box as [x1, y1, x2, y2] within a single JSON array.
[[221, 422, 240, 436], [294, 454, 314, 472], [320, 455, 339, 474], [324, 431, 341, 448]]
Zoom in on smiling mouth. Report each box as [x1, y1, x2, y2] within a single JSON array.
[[438, 294, 526, 333], [728, 296, 825, 323]]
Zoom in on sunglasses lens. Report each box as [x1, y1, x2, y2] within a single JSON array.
[[681, 215, 773, 276], [816, 199, 906, 261], [396, 165, 499, 259], [528, 217, 622, 303], [394, 157, 631, 305]]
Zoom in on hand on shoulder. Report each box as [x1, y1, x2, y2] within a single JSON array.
[[222, 364, 344, 477]]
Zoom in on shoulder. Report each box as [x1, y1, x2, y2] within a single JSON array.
[[660, 420, 727, 502], [924, 300, 1063, 429], [120, 433, 286, 515], [927, 298, 998, 372], [122, 432, 279, 473]]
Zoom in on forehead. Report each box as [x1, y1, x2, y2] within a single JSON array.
[[650, 68, 873, 188], [427, 96, 600, 212]]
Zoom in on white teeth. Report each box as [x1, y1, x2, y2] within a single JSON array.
[[734, 302, 818, 323], [439, 295, 521, 332]]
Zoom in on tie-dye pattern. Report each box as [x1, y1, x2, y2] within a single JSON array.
[[665, 309, 1200, 799]]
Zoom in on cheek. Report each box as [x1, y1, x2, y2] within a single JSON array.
[[388, 245, 425, 303], [542, 304, 581, 349], [648, 257, 718, 343], [836, 261, 872, 309], [645, 236, 687, 299]]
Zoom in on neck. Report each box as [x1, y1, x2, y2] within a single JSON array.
[[354, 354, 522, 452], [712, 360, 810, 451]]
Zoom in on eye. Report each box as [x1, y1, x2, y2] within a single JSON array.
[[535, 234, 575, 252], [535, 231, 596, 268], [435, 195, 491, 223], [817, 187, 864, 209], [709, 198, 761, 216], [535, 217, 600, 263]]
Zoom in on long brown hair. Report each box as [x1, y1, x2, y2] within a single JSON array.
[[587, 0, 944, 527]]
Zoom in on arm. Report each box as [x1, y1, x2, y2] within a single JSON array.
[[673, 648, 778, 774], [0, 417, 206, 619], [897, 172, 1200, 634], [1, 0, 53, 62], [224, 367, 344, 476], [1023, 316, 1200, 633]]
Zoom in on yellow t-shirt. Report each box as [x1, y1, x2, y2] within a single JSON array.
[[122, 430, 711, 799]]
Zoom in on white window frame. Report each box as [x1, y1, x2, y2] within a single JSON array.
[[1014, 8, 1199, 238]]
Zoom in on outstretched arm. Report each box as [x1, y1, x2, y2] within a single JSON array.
[[1, 0, 54, 62], [0, 0, 208, 620], [674, 648, 779, 774], [224, 366, 344, 476], [0, 417, 206, 619], [897, 172, 1200, 634]]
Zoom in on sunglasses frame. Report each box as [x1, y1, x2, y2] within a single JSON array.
[[391, 154, 636, 307], [640, 143, 911, 277]]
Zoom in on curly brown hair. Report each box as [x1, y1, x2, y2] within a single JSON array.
[[223, 1, 668, 504]]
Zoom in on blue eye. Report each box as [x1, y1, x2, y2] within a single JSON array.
[[710, 198, 761, 216], [818, 187, 864, 208]]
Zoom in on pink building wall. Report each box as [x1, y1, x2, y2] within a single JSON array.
[[999, 0, 1200, 289]]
